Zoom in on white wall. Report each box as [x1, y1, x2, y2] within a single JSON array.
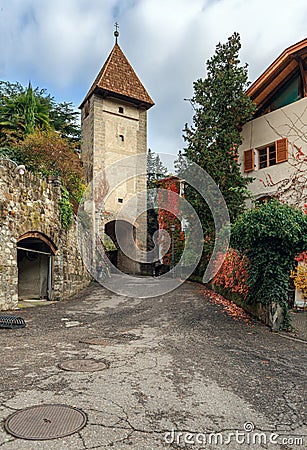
[[239, 97, 307, 208]]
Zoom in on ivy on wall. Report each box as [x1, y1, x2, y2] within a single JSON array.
[[59, 186, 73, 230], [213, 248, 249, 300], [157, 177, 185, 266]]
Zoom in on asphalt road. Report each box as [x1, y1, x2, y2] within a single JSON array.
[[0, 279, 306, 449]]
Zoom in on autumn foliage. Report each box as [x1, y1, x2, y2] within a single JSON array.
[[17, 129, 84, 207], [157, 177, 185, 266], [213, 248, 249, 299], [290, 265, 307, 298]]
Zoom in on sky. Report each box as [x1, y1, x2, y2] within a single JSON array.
[[0, 0, 306, 163]]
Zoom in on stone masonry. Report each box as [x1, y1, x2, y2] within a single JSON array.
[[80, 41, 154, 273], [0, 160, 90, 310]]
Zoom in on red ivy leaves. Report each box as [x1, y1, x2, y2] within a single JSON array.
[[295, 251, 307, 263], [213, 248, 249, 299], [198, 286, 252, 324], [157, 178, 184, 265]]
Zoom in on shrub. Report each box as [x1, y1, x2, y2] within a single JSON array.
[[18, 130, 85, 221], [17, 130, 83, 185], [232, 200, 307, 327]]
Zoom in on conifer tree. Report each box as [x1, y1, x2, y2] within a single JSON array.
[[24, 82, 36, 136], [146, 148, 168, 251], [180, 32, 256, 270]]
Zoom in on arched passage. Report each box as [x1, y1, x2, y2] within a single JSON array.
[[104, 220, 138, 274], [17, 232, 57, 301]]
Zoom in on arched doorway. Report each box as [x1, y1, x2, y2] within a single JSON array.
[[104, 220, 138, 274], [17, 232, 57, 300]]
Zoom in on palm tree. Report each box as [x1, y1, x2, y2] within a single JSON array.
[[0, 82, 50, 145]]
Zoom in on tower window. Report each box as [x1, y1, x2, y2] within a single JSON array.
[[119, 134, 124, 142], [118, 107, 124, 114], [118, 198, 123, 203]]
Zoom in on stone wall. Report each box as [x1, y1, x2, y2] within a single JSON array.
[[0, 160, 91, 311]]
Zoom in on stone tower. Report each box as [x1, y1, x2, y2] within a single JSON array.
[[79, 34, 154, 273]]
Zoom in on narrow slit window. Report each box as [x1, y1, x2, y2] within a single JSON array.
[[118, 107, 124, 114], [119, 134, 124, 142]]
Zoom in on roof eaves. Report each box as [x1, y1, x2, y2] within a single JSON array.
[[247, 38, 307, 100]]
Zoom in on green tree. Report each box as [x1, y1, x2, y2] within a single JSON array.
[[0, 81, 80, 145], [24, 82, 36, 136], [0, 82, 50, 144], [49, 101, 81, 144], [180, 32, 256, 272], [146, 148, 168, 251], [147, 148, 168, 189]]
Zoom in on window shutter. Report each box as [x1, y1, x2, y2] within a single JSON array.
[[244, 149, 254, 172], [275, 138, 288, 163]]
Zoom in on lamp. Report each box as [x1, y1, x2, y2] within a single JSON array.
[[0, 158, 26, 176], [15, 165, 25, 175]]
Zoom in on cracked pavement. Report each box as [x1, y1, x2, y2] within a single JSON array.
[[0, 279, 306, 449]]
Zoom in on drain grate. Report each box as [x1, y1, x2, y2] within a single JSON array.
[[117, 333, 140, 341], [58, 359, 109, 372], [0, 316, 26, 329], [80, 338, 111, 346], [4, 404, 87, 440]]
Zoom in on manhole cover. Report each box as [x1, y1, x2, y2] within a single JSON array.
[[58, 359, 109, 372], [4, 404, 87, 440]]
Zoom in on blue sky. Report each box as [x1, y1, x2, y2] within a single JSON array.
[[0, 0, 306, 159]]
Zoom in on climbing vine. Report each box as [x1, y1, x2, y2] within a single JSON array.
[[157, 177, 185, 266], [213, 248, 249, 300], [59, 186, 73, 230]]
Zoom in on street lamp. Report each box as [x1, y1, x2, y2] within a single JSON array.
[[0, 157, 25, 175], [170, 223, 175, 278]]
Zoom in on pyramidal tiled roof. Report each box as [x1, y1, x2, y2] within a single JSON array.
[[80, 43, 154, 109]]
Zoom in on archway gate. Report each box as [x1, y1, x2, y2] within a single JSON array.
[[17, 232, 57, 301]]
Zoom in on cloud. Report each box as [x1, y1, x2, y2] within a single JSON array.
[[0, 0, 306, 156], [0, 0, 118, 89]]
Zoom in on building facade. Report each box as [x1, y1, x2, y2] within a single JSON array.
[[239, 38, 307, 310], [239, 38, 307, 208]]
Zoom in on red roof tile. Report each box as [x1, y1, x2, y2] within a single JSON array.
[[80, 43, 154, 109]]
